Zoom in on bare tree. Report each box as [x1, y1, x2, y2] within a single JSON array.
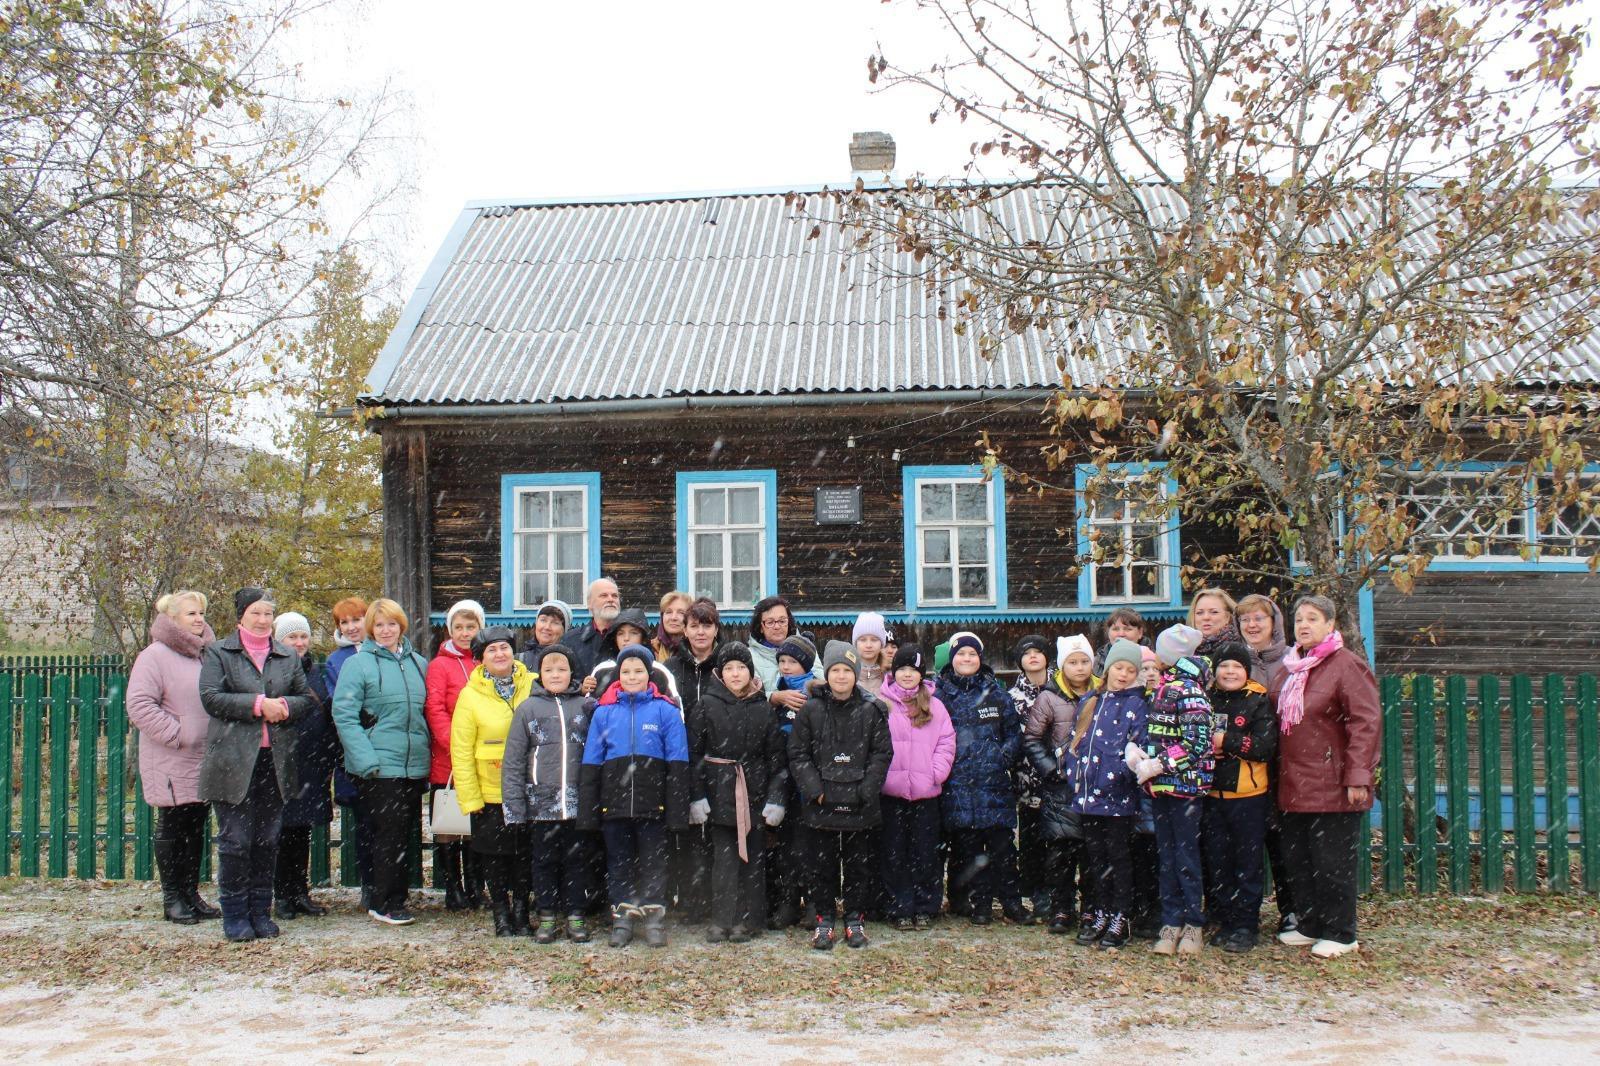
[[798, 0, 1600, 648]]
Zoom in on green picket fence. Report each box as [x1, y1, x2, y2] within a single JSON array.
[[0, 670, 422, 888], [1, 666, 1596, 894]]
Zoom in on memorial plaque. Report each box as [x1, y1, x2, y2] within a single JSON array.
[[814, 486, 863, 525]]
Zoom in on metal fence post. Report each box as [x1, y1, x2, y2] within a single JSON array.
[[0, 675, 11, 877], [1545, 674, 1569, 893], [104, 677, 127, 880], [1479, 676, 1504, 894], [1577, 674, 1599, 895], [1415, 676, 1438, 894], [1380, 675, 1407, 893], [76, 677, 100, 881], [48, 675, 70, 878], [1511, 675, 1537, 893], [20, 675, 41, 877], [1444, 675, 1470, 894]]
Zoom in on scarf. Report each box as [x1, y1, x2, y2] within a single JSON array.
[[490, 671, 517, 705], [653, 623, 683, 656], [1278, 630, 1344, 734]]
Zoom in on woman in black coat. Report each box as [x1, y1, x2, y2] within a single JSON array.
[[271, 612, 340, 920], [198, 588, 312, 943]]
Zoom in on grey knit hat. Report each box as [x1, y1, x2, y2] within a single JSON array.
[[822, 639, 861, 681], [1155, 623, 1203, 665], [1102, 638, 1144, 677]]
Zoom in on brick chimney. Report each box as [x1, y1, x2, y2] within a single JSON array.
[[849, 131, 896, 179]]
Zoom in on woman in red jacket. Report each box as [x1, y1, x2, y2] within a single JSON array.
[[425, 599, 484, 909], [1268, 594, 1381, 959]]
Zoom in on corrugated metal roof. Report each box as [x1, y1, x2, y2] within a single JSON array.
[[367, 184, 1600, 405]]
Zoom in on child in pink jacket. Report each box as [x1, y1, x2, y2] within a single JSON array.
[[878, 644, 956, 931]]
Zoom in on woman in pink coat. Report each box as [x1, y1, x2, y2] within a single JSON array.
[[127, 590, 218, 925], [877, 644, 956, 931]]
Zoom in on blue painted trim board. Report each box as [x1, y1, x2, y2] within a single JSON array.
[[901, 465, 1008, 612], [674, 470, 779, 607]]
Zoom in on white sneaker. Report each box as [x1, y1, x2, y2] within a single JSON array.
[[1277, 929, 1317, 946], [368, 908, 416, 926], [1311, 938, 1359, 958]]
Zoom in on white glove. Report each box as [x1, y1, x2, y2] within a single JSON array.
[[762, 803, 786, 827], [688, 799, 710, 825], [1124, 742, 1146, 774], [1135, 758, 1165, 785]]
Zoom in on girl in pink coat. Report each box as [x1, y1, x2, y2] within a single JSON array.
[[877, 644, 956, 930]]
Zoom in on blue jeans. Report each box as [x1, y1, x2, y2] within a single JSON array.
[[1202, 794, 1269, 933], [1152, 795, 1205, 927]]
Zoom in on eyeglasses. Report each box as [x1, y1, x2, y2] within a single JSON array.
[[760, 617, 789, 629]]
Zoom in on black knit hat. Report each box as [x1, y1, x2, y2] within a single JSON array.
[[234, 587, 269, 618], [1210, 641, 1254, 675], [1012, 634, 1050, 665], [716, 641, 755, 674], [471, 625, 517, 659], [776, 634, 817, 673], [890, 643, 927, 677]]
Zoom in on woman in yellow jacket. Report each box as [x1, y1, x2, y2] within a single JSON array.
[[450, 627, 537, 937]]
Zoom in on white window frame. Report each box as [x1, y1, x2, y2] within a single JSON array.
[[500, 473, 600, 614], [904, 469, 1003, 609], [1076, 463, 1181, 607]]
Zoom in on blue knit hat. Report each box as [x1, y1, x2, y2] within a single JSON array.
[[615, 643, 656, 672]]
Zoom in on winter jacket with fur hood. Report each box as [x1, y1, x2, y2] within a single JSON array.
[[127, 613, 217, 808]]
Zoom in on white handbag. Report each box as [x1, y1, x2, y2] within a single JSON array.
[[429, 774, 473, 837]]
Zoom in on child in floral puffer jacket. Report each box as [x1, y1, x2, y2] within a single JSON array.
[[1126, 624, 1215, 956]]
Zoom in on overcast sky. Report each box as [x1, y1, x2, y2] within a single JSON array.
[[297, 0, 978, 295]]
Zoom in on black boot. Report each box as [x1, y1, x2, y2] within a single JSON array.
[[155, 840, 199, 925], [1076, 910, 1110, 946], [462, 848, 485, 910], [510, 895, 531, 936], [294, 893, 328, 917], [182, 822, 221, 919], [491, 897, 515, 937], [439, 844, 469, 912]]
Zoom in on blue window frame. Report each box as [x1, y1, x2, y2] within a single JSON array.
[[676, 470, 778, 612], [902, 465, 1007, 611], [1075, 463, 1182, 608], [500, 473, 602, 617]]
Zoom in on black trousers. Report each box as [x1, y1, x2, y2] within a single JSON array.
[[529, 820, 590, 915], [1043, 837, 1085, 917], [1130, 831, 1160, 929], [766, 817, 803, 917], [275, 824, 313, 900], [1264, 800, 1296, 917], [947, 825, 1018, 913], [709, 823, 767, 931], [1081, 814, 1134, 918], [881, 797, 942, 918], [798, 822, 875, 920], [1279, 810, 1363, 945], [601, 818, 668, 908], [669, 825, 713, 919], [1203, 794, 1269, 934], [1017, 801, 1047, 904], [355, 777, 421, 914], [213, 752, 284, 917]]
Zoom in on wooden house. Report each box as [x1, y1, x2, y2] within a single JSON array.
[[359, 171, 1600, 674]]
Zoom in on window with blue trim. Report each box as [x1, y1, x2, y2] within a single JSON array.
[[1392, 465, 1599, 565], [501, 473, 601, 614], [903, 466, 1006, 609], [676, 471, 778, 611], [1076, 463, 1182, 607]]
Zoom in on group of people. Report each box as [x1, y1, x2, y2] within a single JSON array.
[[126, 578, 1381, 958]]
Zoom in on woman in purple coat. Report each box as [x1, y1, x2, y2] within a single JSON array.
[[127, 590, 219, 924]]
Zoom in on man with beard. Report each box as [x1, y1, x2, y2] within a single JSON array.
[[567, 578, 621, 684]]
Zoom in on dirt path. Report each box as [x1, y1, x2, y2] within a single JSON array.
[[0, 881, 1596, 1063]]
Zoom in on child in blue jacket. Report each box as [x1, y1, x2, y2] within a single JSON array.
[[578, 644, 689, 948]]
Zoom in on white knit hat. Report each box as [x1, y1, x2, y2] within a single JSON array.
[[445, 599, 486, 628], [1057, 634, 1094, 669], [273, 612, 311, 641], [852, 611, 889, 643]]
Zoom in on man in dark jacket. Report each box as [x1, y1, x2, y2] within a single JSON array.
[[787, 640, 892, 950], [565, 578, 622, 678]]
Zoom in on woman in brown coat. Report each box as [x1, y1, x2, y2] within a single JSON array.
[[1268, 593, 1381, 959]]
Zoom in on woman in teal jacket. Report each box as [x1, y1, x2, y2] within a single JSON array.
[[332, 598, 431, 925]]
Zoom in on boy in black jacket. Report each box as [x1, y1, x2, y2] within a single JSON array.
[[787, 640, 893, 950], [688, 642, 789, 943], [1203, 642, 1277, 952]]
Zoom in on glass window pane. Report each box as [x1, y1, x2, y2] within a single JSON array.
[[519, 490, 550, 530], [958, 565, 989, 599], [728, 486, 761, 525], [694, 487, 725, 526], [920, 483, 951, 522], [955, 482, 988, 521], [551, 489, 583, 528], [957, 526, 988, 564], [731, 531, 760, 568], [1131, 565, 1159, 597], [922, 528, 951, 565], [1131, 526, 1161, 563], [731, 569, 760, 607], [556, 532, 585, 569], [1095, 566, 1124, 600], [922, 566, 953, 601], [520, 572, 547, 607], [521, 532, 548, 572], [554, 572, 583, 605], [695, 533, 723, 568], [693, 570, 724, 604]]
